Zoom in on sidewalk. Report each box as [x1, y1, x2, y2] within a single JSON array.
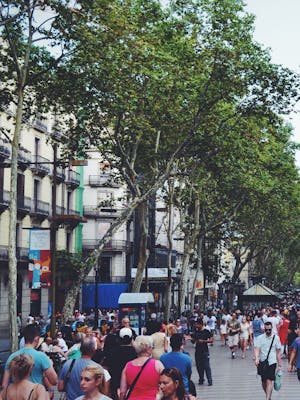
[[189, 337, 299, 400]]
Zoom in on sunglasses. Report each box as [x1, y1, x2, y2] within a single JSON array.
[[265, 329, 272, 332]]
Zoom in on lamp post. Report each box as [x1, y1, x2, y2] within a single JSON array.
[[176, 270, 182, 317], [94, 264, 100, 329]]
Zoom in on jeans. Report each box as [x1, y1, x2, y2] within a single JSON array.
[[195, 352, 212, 384]]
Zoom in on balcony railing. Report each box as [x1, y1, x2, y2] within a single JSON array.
[[54, 206, 80, 216], [89, 174, 119, 188], [0, 144, 10, 160], [30, 155, 50, 176], [65, 170, 80, 188], [17, 149, 32, 170], [32, 118, 47, 133], [83, 206, 123, 218], [0, 246, 29, 262], [17, 196, 32, 216], [0, 190, 10, 212], [50, 166, 65, 183], [30, 199, 50, 218], [82, 239, 133, 252]]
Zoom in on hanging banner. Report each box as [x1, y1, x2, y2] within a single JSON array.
[[28, 229, 51, 288]]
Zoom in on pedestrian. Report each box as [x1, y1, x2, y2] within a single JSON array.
[[151, 324, 168, 360], [288, 326, 300, 380], [190, 319, 213, 386], [254, 321, 282, 400], [105, 327, 137, 400], [2, 324, 57, 388], [158, 367, 198, 400], [160, 333, 192, 395], [58, 336, 111, 400], [119, 335, 164, 400], [0, 353, 47, 400], [239, 316, 250, 359], [278, 309, 290, 356], [219, 319, 227, 346], [75, 365, 112, 400], [227, 312, 241, 359]]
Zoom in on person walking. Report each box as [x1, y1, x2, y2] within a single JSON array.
[[239, 316, 250, 359], [75, 365, 112, 400], [2, 324, 57, 388], [58, 336, 111, 400], [288, 326, 300, 380], [119, 335, 164, 400], [227, 312, 241, 359], [160, 333, 192, 395], [254, 321, 282, 400], [0, 353, 47, 400], [190, 319, 213, 386]]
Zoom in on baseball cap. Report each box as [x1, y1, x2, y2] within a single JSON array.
[[119, 327, 132, 338]]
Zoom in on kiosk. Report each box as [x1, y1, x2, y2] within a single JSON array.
[[118, 292, 154, 335]]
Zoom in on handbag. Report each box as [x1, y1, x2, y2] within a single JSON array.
[[124, 358, 151, 400], [274, 371, 282, 391], [257, 335, 275, 376]]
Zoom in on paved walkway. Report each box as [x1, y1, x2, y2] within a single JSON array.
[[13, 335, 297, 399], [189, 338, 299, 400]]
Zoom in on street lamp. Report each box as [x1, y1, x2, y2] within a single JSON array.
[[94, 264, 100, 329], [176, 270, 182, 316]]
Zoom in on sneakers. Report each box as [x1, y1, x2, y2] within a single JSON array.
[[231, 352, 236, 359]]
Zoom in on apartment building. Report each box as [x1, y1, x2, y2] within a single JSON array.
[[81, 152, 185, 311], [0, 111, 84, 334]]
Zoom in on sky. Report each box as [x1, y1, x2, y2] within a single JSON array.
[[245, 0, 300, 166]]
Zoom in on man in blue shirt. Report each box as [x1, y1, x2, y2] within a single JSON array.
[[160, 333, 192, 395], [3, 324, 57, 387], [288, 327, 300, 380]]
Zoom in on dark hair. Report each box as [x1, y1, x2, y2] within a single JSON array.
[[264, 321, 272, 328], [170, 333, 183, 350], [22, 324, 41, 344], [160, 368, 185, 400]]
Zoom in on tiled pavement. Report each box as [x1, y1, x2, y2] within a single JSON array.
[[51, 337, 299, 399], [189, 339, 299, 400]]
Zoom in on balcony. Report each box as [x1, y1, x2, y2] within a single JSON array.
[[30, 155, 50, 177], [50, 166, 66, 184], [65, 169, 80, 189], [53, 206, 86, 229], [32, 118, 47, 133], [0, 246, 29, 262], [88, 173, 119, 188], [82, 239, 132, 253], [0, 144, 10, 160], [17, 148, 31, 171], [83, 206, 123, 219], [0, 190, 10, 213], [17, 196, 32, 218], [30, 199, 50, 220]]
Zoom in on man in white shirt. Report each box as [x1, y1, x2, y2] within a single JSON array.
[[254, 321, 281, 400], [265, 310, 281, 335]]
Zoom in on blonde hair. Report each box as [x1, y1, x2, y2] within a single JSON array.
[[81, 365, 104, 391], [9, 353, 33, 381], [134, 335, 153, 356]]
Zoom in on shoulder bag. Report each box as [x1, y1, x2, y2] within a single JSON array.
[[124, 357, 151, 400], [59, 359, 76, 400], [257, 335, 275, 376]]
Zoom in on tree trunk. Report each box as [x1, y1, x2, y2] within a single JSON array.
[[191, 236, 203, 312], [165, 179, 174, 321], [132, 201, 149, 292], [179, 197, 200, 314], [8, 89, 23, 352]]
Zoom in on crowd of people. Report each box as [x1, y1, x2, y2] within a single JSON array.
[[1, 302, 300, 400]]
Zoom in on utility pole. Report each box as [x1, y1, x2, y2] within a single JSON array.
[[50, 143, 57, 337]]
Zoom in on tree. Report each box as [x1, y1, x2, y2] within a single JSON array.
[[0, 0, 80, 351]]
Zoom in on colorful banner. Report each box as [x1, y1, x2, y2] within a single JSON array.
[[28, 229, 51, 288]]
